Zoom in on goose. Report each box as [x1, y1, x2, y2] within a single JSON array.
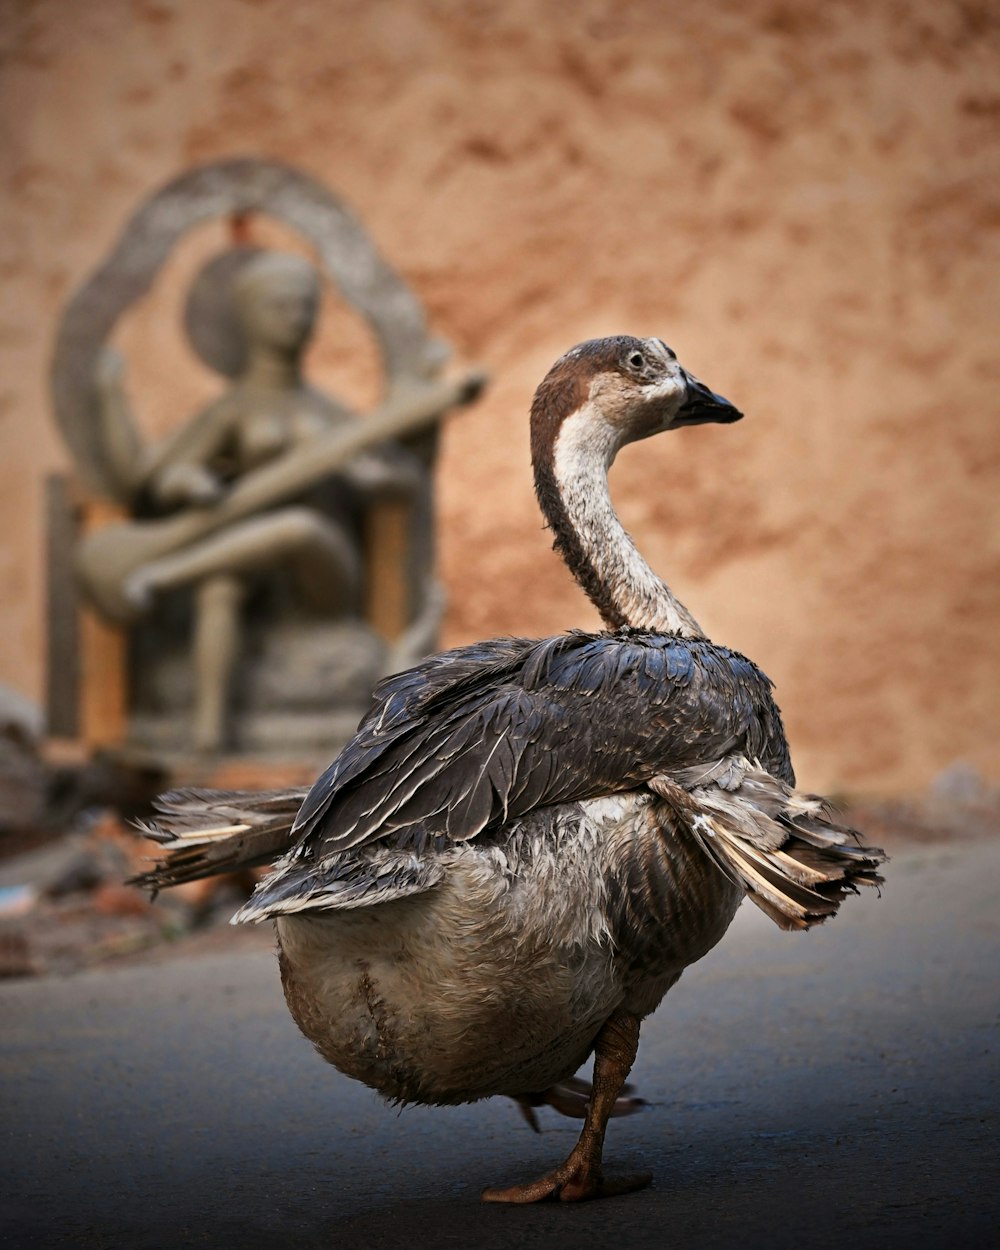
[[136, 335, 884, 1203]]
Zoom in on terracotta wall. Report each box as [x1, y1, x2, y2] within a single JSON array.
[[1, 0, 997, 794]]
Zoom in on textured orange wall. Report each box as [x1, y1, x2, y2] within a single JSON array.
[[1, 0, 998, 794]]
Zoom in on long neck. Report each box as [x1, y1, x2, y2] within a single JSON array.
[[536, 403, 704, 637]]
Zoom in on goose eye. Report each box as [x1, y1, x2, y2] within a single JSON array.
[[628, 351, 645, 369]]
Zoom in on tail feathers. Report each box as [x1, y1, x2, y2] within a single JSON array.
[[651, 761, 885, 932], [129, 787, 307, 894]]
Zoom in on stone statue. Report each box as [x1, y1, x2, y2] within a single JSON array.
[[87, 249, 449, 751], [48, 160, 485, 761]]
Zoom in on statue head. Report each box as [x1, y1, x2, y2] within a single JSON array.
[[184, 247, 322, 377], [232, 252, 320, 357]]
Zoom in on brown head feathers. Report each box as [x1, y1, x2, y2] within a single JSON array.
[[529, 336, 671, 467]]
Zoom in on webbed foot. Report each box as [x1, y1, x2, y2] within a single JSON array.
[[482, 1149, 652, 1203]]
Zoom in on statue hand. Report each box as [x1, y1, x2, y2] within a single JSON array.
[[457, 368, 488, 405], [154, 463, 225, 508], [348, 451, 422, 495]]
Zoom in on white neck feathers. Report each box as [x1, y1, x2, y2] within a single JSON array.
[[551, 404, 704, 638]]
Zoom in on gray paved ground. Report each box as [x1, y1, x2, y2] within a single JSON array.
[[2, 838, 998, 1250]]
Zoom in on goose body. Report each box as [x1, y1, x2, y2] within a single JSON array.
[[137, 336, 883, 1202], [269, 631, 766, 1109], [276, 788, 741, 1109]]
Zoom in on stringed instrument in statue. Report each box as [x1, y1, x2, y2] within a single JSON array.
[[76, 371, 484, 623]]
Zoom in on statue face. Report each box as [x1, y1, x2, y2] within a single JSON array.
[[236, 261, 320, 354]]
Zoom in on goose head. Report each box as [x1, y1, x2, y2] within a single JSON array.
[[529, 335, 743, 635], [531, 335, 742, 469]]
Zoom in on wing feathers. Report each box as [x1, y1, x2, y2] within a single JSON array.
[[232, 848, 445, 923], [651, 762, 885, 931], [290, 631, 789, 862], [133, 634, 804, 922]]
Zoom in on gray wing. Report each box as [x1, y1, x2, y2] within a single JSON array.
[[293, 629, 792, 857], [237, 630, 792, 920]]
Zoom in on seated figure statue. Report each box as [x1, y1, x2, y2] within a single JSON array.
[[84, 250, 439, 754]]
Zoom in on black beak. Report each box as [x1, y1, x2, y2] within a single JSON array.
[[675, 370, 743, 426]]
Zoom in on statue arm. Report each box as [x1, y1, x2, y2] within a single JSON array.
[[91, 348, 231, 509], [143, 402, 235, 509], [341, 445, 423, 497], [150, 460, 226, 509], [304, 369, 487, 500], [92, 347, 152, 502]]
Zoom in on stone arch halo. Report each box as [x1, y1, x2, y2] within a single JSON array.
[[51, 157, 443, 500]]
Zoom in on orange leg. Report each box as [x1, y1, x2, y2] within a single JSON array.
[[482, 1010, 652, 1203], [514, 1075, 645, 1132]]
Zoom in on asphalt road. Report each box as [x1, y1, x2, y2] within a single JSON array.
[[2, 838, 997, 1250]]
